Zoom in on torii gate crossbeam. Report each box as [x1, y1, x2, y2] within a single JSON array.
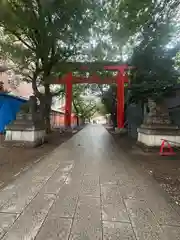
[[56, 62, 129, 129]]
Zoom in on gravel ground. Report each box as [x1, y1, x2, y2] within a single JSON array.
[[106, 126, 180, 207], [0, 129, 81, 190]]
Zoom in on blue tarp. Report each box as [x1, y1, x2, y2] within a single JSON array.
[[0, 93, 27, 133]]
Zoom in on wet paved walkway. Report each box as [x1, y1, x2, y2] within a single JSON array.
[[0, 125, 180, 239]]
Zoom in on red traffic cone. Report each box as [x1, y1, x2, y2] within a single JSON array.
[[159, 139, 176, 156]]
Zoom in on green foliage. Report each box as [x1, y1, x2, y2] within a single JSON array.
[[84, 0, 180, 113], [110, 0, 179, 42], [0, 0, 99, 132], [101, 85, 117, 114], [128, 43, 179, 102], [175, 52, 180, 70], [72, 84, 97, 119], [112, 0, 180, 102], [96, 102, 108, 115], [0, 0, 98, 84], [175, 51, 180, 83]]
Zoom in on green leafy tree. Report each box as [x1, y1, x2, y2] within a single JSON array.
[[101, 84, 117, 128], [72, 84, 97, 124], [96, 102, 108, 116], [0, 0, 98, 133], [109, 0, 180, 104], [128, 43, 180, 103], [109, 0, 179, 43], [175, 51, 180, 83], [175, 51, 180, 69]]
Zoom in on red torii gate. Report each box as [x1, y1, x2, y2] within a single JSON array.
[[56, 62, 129, 129]]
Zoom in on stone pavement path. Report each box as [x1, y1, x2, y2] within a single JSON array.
[[0, 125, 180, 239]]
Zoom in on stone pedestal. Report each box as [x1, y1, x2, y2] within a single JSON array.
[[5, 112, 46, 147], [115, 128, 127, 135], [138, 125, 180, 147], [64, 126, 73, 133], [137, 99, 180, 149]]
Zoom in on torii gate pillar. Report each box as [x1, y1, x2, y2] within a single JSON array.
[[105, 65, 128, 129], [64, 72, 73, 128], [116, 68, 128, 129]]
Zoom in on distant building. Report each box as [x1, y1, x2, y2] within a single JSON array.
[[91, 114, 107, 124]]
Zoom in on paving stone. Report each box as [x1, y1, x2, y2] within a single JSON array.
[[0, 161, 62, 212], [0, 182, 43, 214], [41, 162, 74, 194], [69, 165, 86, 182], [100, 174, 121, 185], [2, 193, 55, 240], [101, 184, 130, 222], [0, 185, 17, 209], [75, 196, 101, 220], [100, 167, 133, 185], [69, 196, 102, 239], [146, 196, 180, 226], [161, 225, 180, 240], [0, 178, 42, 210], [0, 213, 18, 239], [83, 164, 102, 176], [41, 172, 67, 194], [29, 163, 61, 183], [103, 221, 136, 240], [118, 183, 152, 200], [24, 156, 73, 185], [64, 172, 82, 186], [35, 217, 72, 240], [125, 199, 165, 240], [79, 174, 100, 197], [48, 185, 78, 218], [101, 184, 124, 203], [69, 217, 102, 240], [22, 163, 59, 183], [102, 202, 129, 222]]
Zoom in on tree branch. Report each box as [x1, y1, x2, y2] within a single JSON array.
[[5, 28, 35, 52], [51, 88, 65, 97], [73, 99, 79, 116]]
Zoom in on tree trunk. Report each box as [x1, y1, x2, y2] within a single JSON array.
[[31, 68, 53, 134], [111, 113, 117, 131], [77, 116, 79, 126], [37, 85, 52, 134], [44, 84, 52, 134], [44, 101, 51, 134], [73, 100, 79, 126]]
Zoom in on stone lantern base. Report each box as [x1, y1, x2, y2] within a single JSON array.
[[4, 111, 46, 148], [137, 99, 180, 150], [137, 125, 180, 148]]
